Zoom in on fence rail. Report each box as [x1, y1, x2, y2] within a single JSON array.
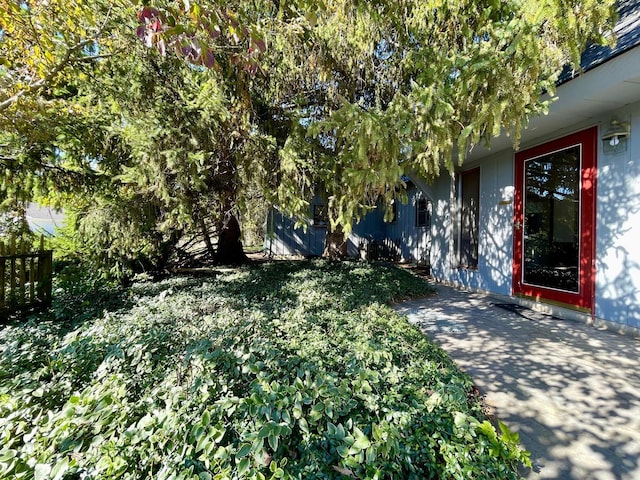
[[0, 236, 53, 318]]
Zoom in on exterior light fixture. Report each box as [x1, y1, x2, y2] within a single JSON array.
[[602, 119, 630, 153]]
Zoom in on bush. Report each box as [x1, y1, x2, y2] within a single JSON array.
[[0, 261, 529, 479]]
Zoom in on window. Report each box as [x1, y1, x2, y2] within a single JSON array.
[[416, 197, 431, 228], [523, 146, 580, 292], [386, 201, 398, 223], [312, 204, 329, 227], [455, 168, 480, 268]]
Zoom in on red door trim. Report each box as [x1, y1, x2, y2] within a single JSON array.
[[512, 127, 597, 311]]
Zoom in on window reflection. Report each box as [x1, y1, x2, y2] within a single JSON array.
[[523, 146, 580, 292]]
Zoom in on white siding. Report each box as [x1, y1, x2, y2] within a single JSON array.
[[595, 101, 640, 330], [429, 153, 514, 296]]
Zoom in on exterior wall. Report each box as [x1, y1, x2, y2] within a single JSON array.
[[345, 204, 384, 258], [375, 188, 430, 263], [265, 188, 431, 262], [429, 152, 514, 296], [428, 102, 640, 331], [264, 208, 327, 257], [594, 101, 640, 330]]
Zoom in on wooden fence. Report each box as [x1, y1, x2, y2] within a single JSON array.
[[0, 236, 53, 317]]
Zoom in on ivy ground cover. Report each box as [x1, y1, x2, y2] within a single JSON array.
[[0, 261, 529, 479]]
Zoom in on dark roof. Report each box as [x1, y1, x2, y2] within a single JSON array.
[[558, 0, 640, 84]]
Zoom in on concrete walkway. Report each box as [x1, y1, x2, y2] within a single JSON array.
[[395, 285, 640, 480]]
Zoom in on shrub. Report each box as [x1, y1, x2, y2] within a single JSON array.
[[0, 261, 529, 479]]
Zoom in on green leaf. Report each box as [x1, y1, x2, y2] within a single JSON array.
[[258, 424, 271, 439], [267, 433, 279, 452], [237, 457, 250, 477], [298, 418, 309, 434], [498, 420, 521, 445], [426, 391, 442, 413], [236, 443, 252, 458], [213, 427, 226, 443], [337, 445, 349, 458], [365, 446, 376, 464], [0, 450, 16, 462], [309, 402, 324, 421], [352, 427, 371, 450], [202, 410, 211, 425], [327, 422, 337, 435], [372, 423, 383, 442], [214, 446, 229, 460], [454, 412, 468, 428], [281, 410, 291, 424], [50, 458, 69, 480]]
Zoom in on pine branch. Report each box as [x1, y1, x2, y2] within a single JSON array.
[[0, 5, 115, 113]]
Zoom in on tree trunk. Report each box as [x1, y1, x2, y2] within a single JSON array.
[[216, 212, 249, 265], [323, 224, 347, 260], [155, 229, 182, 272]]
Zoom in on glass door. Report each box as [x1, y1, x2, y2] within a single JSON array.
[[513, 127, 597, 311]]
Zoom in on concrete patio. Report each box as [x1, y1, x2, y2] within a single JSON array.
[[396, 285, 640, 480]]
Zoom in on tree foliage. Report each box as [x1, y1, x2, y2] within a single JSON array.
[[48, 47, 276, 276], [0, 0, 131, 111], [1, 1, 276, 275], [140, 0, 615, 234], [0, 0, 134, 249], [0, 0, 617, 269]]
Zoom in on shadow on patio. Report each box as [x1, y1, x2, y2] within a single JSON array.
[[396, 285, 640, 480]]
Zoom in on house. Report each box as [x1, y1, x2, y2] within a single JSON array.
[[265, 1, 640, 335], [265, 184, 432, 263]]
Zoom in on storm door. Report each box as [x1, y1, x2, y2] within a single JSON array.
[[513, 127, 597, 311]]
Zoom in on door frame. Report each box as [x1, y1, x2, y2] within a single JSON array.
[[512, 126, 597, 312]]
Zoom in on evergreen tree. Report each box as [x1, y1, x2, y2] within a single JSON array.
[[1, 0, 617, 269], [139, 0, 616, 256], [1, 1, 274, 275]]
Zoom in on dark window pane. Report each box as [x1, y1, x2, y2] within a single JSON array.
[[460, 169, 480, 268], [313, 204, 328, 227], [523, 146, 580, 292], [416, 197, 430, 227]]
